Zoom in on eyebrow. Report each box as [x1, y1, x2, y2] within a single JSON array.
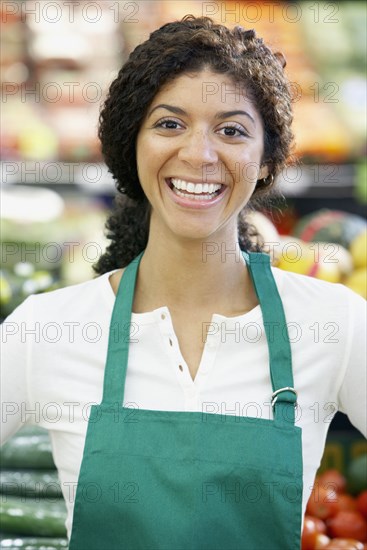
[[147, 104, 256, 126]]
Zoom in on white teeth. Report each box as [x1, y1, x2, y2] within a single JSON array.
[[174, 189, 215, 200], [170, 178, 222, 194]]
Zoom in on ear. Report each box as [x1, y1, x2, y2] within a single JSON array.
[[258, 163, 269, 180]]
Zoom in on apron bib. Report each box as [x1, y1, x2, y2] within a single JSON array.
[[69, 251, 303, 550]]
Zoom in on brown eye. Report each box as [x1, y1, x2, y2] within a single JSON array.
[[223, 127, 238, 136], [161, 121, 179, 129], [218, 125, 247, 137], [154, 118, 183, 130]]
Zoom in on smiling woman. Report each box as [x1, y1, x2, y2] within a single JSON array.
[[94, 15, 294, 273], [1, 14, 366, 550]]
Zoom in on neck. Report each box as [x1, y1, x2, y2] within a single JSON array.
[[135, 222, 257, 315]]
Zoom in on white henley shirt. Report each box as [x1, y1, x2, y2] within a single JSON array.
[[1, 266, 366, 539]]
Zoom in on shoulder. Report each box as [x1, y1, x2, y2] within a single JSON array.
[[272, 266, 364, 305], [271, 266, 366, 323]]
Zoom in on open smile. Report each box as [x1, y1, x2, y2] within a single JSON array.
[[165, 177, 227, 209]]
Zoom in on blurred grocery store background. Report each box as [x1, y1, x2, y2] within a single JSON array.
[[1, 0, 366, 309], [0, 2, 366, 545]]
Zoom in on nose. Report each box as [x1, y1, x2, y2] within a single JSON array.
[[177, 129, 219, 168]]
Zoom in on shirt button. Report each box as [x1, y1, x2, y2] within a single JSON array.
[[169, 338, 173, 346], [161, 313, 166, 320], [178, 365, 184, 372]]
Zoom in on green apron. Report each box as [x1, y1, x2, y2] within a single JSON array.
[[68, 250, 303, 550]]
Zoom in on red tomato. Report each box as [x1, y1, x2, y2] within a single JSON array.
[[357, 492, 367, 520], [327, 511, 367, 542], [319, 470, 347, 494], [337, 495, 357, 513], [307, 486, 340, 520], [302, 516, 328, 549], [315, 534, 331, 549], [302, 516, 320, 550], [325, 540, 364, 549], [314, 517, 328, 535]]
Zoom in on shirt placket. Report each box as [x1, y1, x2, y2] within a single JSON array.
[[156, 307, 220, 411]]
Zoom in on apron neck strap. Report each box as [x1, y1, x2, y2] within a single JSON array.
[[102, 249, 296, 426], [243, 251, 296, 425], [102, 251, 144, 408]]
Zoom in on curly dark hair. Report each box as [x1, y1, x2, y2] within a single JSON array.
[[93, 15, 295, 274]]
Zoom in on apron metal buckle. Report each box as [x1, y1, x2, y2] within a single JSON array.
[[271, 387, 298, 408]]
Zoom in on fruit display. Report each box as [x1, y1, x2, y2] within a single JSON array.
[[270, 209, 367, 298], [275, 236, 354, 284], [293, 210, 366, 252], [302, 462, 367, 549], [0, 426, 68, 548]]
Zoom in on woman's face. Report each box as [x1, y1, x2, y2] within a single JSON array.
[[136, 69, 268, 244]]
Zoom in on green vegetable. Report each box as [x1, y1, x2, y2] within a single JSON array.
[[346, 453, 367, 495], [0, 497, 67, 537], [0, 471, 61, 499], [0, 436, 55, 470], [0, 536, 68, 549], [10, 427, 48, 438]]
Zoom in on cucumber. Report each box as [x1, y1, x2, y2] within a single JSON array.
[[13, 427, 49, 437], [0, 471, 62, 499], [0, 497, 67, 537], [0, 536, 68, 549], [346, 453, 367, 495], [0, 436, 55, 470]]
